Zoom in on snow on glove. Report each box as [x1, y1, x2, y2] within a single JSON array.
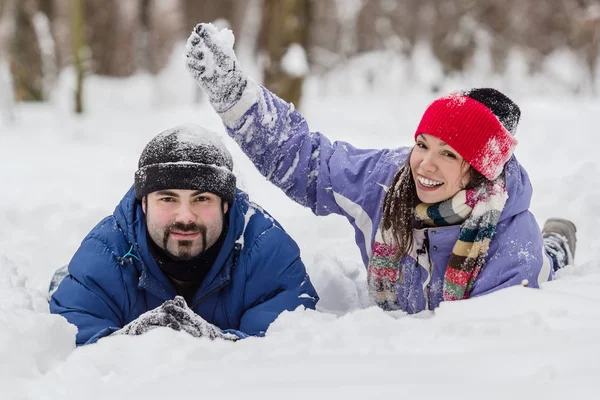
[[159, 296, 238, 341], [185, 22, 248, 113], [115, 296, 238, 341], [114, 303, 183, 336]]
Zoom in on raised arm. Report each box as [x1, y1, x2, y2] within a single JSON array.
[[186, 23, 409, 217], [186, 24, 410, 265]]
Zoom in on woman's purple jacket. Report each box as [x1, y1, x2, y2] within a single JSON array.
[[216, 82, 554, 314]]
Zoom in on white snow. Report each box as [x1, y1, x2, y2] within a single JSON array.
[[281, 43, 309, 77], [280, 149, 300, 182], [238, 205, 256, 248], [139, 161, 233, 179], [215, 24, 236, 51], [169, 123, 229, 154], [440, 91, 468, 106], [2, 40, 600, 399], [185, 22, 236, 64]]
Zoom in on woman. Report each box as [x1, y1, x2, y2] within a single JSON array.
[[185, 23, 576, 313]]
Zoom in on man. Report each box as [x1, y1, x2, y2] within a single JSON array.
[[49, 123, 318, 346]]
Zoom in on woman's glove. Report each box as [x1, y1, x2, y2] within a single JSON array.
[[185, 22, 248, 113]]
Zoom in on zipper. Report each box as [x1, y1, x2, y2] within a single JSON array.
[[130, 243, 180, 302], [191, 243, 242, 308], [418, 230, 432, 310]]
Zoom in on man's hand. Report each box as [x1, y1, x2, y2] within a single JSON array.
[[115, 296, 238, 341], [186, 22, 248, 113], [113, 302, 182, 336], [160, 296, 238, 341]]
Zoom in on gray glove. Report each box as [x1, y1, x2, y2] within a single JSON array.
[[115, 296, 238, 341], [185, 22, 248, 113]]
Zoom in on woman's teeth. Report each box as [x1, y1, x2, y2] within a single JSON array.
[[418, 176, 443, 187]]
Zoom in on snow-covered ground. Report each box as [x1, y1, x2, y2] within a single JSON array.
[[2, 45, 600, 399]]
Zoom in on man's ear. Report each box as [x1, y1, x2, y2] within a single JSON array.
[[142, 196, 147, 214], [222, 200, 229, 214]]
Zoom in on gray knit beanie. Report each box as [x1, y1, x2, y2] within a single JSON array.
[[134, 124, 236, 203]]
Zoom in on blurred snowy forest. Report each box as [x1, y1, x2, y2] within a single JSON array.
[[1, 0, 600, 113]]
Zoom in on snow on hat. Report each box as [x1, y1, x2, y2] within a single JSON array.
[[414, 88, 520, 180], [134, 124, 236, 203]]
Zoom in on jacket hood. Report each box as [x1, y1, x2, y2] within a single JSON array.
[[499, 155, 532, 222]]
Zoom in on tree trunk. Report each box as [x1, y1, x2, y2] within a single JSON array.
[[259, 0, 311, 108], [70, 0, 85, 113], [82, 0, 137, 77], [139, 0, 183, 75], [31, 8, 57, 98], [0, 0, 16, 121], [10, 0, 44, 101]]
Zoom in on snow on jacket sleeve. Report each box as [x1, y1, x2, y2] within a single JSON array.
[[238, 225, 318, 336], [470, 211, 553, 297], [218, 81, 406, 218], [49, 226, 130, 346]]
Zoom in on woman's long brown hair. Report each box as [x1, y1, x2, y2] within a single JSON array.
[[380, 151, 488, 259]]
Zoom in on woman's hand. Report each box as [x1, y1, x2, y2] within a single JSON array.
[[185, 22, 248, 113]]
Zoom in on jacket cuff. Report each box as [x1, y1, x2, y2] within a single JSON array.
[[83, 326, 121, 345], [219, 78, 261, 126]]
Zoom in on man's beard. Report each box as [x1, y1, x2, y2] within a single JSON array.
[[163, 222, 208, 261]]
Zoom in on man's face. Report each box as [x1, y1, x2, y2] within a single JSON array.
[[143, 189, 228, 260]]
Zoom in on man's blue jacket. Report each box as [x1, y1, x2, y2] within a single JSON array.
[[50, 187, 318, 345]]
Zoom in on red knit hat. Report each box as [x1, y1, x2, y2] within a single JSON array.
[[414, 89, 519, 180]]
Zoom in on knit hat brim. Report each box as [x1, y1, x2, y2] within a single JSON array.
[[134, 162, 236, 203]]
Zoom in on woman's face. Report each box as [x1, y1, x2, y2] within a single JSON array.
[[410, 134, 471, 203]]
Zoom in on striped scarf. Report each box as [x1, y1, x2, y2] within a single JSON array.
[[368, 173, 508, 311]]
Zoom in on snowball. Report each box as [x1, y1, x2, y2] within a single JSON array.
[[201, 22, 235, 53]]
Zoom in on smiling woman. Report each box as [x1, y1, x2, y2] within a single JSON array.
[[410, 134, 472, 204], [185, 22, 578, 314]]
